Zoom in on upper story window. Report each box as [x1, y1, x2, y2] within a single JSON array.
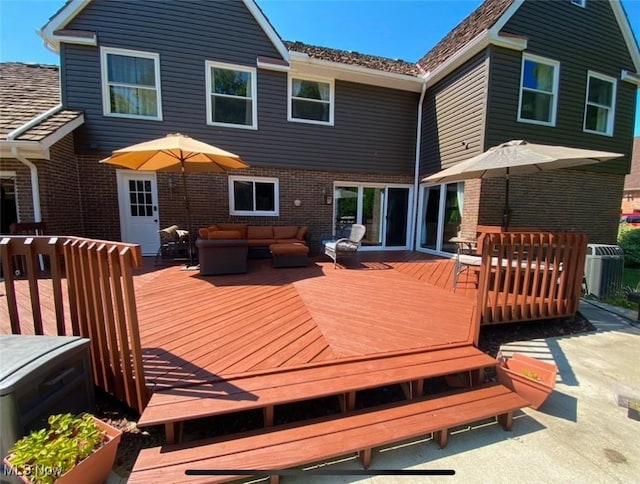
[[583, 71, 616, 136], [228, 175, 279, 216], [517, 54, 560, 127], [571, 0, 586, 7], [100, 47, 162, 120], [206, 61, 257, 130], [288, 76, 334, 125]]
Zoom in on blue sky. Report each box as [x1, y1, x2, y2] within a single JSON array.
[[0, 0, 638, 134]]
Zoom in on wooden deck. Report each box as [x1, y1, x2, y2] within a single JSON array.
[[1, 251, 477, 388], [135, 252, 476, 390]]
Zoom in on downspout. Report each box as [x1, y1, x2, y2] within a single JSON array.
[[10, 147, 42, 223], [411, 79, 428, 250], [5, 104, 61, 224]]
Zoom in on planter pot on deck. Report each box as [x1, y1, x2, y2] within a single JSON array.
[[496, 353, 557, 410], [3, 416, 122, 484]]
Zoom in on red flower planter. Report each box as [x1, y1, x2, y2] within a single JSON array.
[[496, 353, 557, 410]]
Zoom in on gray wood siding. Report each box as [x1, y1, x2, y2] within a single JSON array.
[[420, 52, 488, 177], [61, 0, 417, 175], [485, 0, 636, 174]]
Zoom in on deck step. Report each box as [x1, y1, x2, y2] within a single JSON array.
[[130, 383, 529, 483], [138, 345, 497, 442]]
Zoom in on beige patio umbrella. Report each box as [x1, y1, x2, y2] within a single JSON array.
[[101, 133, 249, 267], [422, 140, 623, 229]]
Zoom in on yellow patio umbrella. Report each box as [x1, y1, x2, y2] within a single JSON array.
[[101, 133, 249, 267]]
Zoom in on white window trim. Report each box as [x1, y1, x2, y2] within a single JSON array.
[[228, 175, 279, 216], [287, 74, 335, 126], [206, 60, 257, 130], [517, 53, 560, 127], [583, 70, 616, 137], [571, 0, 586, 7], [100, 47, 162, 121]]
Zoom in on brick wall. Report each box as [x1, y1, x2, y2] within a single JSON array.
[[621, 191, 640, 214], [70, 155, 413, 252], [40, 133, 84, 235], [75, 153, 123, 241], [477, 170, 625, 244]]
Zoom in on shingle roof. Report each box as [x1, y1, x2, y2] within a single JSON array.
[[417, 0, 514, 72], [284, 41, 421, 76], [624, 137, 640, 190], [0, 62, 82, 142]]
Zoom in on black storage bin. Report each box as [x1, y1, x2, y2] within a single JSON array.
[[0, 335, 94, 462]]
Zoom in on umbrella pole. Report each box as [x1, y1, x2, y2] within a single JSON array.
[[181, 161, 194, 268]]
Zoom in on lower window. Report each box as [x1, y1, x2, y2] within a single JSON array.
[[229, 176, 279, 216]]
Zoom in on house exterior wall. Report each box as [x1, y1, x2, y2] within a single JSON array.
[[473, 0, 636, 242], [622, 137, 640, 212], [86, 155, 412, 252], [487, 0, 636, 171], [40, 133, 84, 235], [62, 0, 418, 175], [478, 170, 624, 244], [420, 52, 489, 176]]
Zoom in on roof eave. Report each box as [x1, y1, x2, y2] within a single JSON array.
[[242, 0, 290, 63], [621, 70, 640, 86], [39, 0, 92, 53], [0, 140, 48, 160], [288, 53, 423, 92], [40, 114, 85, 150], [611, 0, 640, 73]]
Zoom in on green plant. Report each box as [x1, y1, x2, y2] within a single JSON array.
[[618, 225, 640, 267], [6, 413, 108, 484]]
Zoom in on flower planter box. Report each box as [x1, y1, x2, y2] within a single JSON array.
[[496, 353, 557, 410], [4, 416, 122, 484]]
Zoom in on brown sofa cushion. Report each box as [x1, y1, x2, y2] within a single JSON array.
[[247, 226, 273, 239], [296, 226, 308, 240], [217, 223, 248, 239], [198, 228, 209, 239], [208, 230, 241, 240], [273, 226, 299, 239], [276, 238, 306, 245]]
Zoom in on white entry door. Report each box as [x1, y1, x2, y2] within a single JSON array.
[[117, 171, 159, 255]]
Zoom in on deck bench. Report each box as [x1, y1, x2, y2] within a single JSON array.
[[138, 345, 497, 444], [130, 383, 528, 483]]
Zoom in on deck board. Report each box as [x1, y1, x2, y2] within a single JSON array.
[[2, 252, 477, 391]]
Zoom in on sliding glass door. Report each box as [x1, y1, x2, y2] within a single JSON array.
[[417, 182, 464, 254], [333, 183, 412, 250]]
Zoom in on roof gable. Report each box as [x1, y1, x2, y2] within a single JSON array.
[[418, 0, 640, 78], [39, 0, 290, 62]]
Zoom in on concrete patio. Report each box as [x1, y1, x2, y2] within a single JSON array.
[[277, 300, 640, 483]]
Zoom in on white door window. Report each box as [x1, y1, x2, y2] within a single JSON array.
[[117, 171, 159, 255]]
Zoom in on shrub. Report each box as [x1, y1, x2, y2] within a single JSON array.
[[618, 225, 640, 267]]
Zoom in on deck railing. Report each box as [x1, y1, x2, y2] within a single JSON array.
[[474, 232, 588, 342], [1, 235, 149, 412]]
